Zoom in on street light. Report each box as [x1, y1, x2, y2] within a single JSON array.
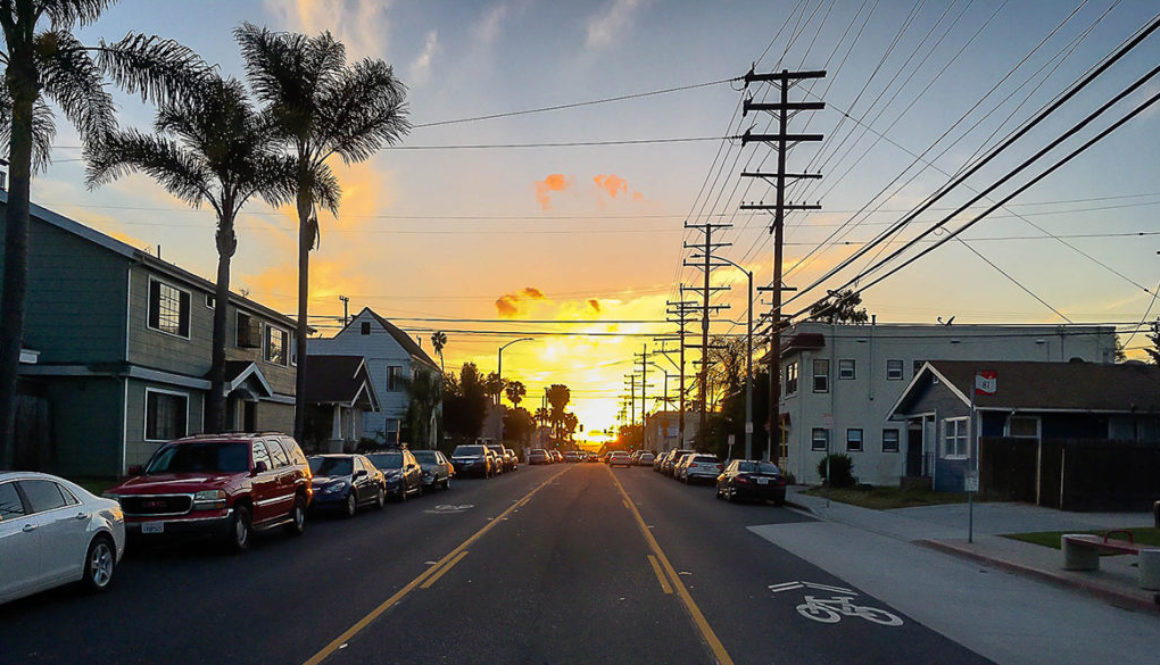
[[711, 256, 754, 460], [497, 337, 534, 446]]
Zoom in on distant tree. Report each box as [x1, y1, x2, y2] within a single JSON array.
[[442, 363, 488, 442], [1145, 321, 1160, 365], [504, 380, 526, 407], [1114, 334, 1127, 363], [808, 289, 870, 324], [562, 412, 579, 443], [546, 384, 571, 439], [483, 371, 505, 405], [616, 424, 642, 450], [502, 407, 534, 446], [402, 367, 440, 448], [430, 331, 447, 372]]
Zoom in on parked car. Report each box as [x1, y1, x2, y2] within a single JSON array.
[[679, 454, 724, 484], [486, 447, 505, 475], [504, 448, 520, 471], [451, 445, 494, 478], [563, 451, 583, 463], [609, 451, 632, 468], [411, 449, 453, 491], [550, 450, 564, 463], [1, 472, 125, 605], [716, 460, 787, 505], [663, 449, 696, 477], [309, 454, 386, 515], [104, 433, 311, 552], [636, 452, 656, 466], [365, 449, 425, 500], [528, 448, 550, 465], [653, 451, 670, 471], [671, 453, 697, 481], [487, 444, 513, 473]]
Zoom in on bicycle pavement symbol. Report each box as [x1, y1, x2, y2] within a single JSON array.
[[768, 581, 904, 626]]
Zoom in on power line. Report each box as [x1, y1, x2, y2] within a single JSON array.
[[387, 136, 729, 150]]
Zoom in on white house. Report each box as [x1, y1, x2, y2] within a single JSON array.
[[309, 307, 441, 447], [776, 321, 1116, 486]]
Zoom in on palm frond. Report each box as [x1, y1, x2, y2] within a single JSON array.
[[37, 29, 115, 147], [96, 32, 211, 106], [85, 128, 213, 209], [41, 0, 115, 28], [309, 160, 340, 216], [318, 57, 409, 164], [0, 89, 56, 172]]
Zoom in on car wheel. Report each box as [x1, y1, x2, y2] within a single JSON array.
[[443, 477, 452, 491], [375, 486, 386, 510], [398, 484, 408, 502], [344, 491, 358, 517], [82, 535, 116, 592], [228, 505, 252, 553], [285, 495, 307, 536]]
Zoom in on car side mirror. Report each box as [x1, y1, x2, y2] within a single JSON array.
[[253, 460, 268, 475], [355, 469, 367, 478], [128, 464, 144, 476]]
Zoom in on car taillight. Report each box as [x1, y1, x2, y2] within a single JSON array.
[[777, 477, 787, 486], [736, 476, 750, 484], [716, 465, 723, 471]]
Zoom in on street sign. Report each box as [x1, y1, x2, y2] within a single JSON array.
[[964, 470, 979, 493], [745, 422, 753, 434], [822, 413, 834, 430], [727, 434, 735, 445], [974, 371, 997, 396]]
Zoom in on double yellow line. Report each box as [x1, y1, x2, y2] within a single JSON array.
[[608, 468, 735, 665], [302, 467, 571, 665]]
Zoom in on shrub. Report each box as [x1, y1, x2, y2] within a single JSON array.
[[817, 453, 855, 488]]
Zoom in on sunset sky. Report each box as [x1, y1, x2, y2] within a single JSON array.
[[28, 0, 1160, 437]]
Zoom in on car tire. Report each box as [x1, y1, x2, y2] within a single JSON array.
[[344, 492, 358, 517], [398, 484, 408, 502], [228, 505, 252, 553], [375, 487, 386, 510], [443, 477, 452, 491], [82, 535, 116, 592], [285, 495, 307, 536]]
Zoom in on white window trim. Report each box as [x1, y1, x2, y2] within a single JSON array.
[[846, 427, 864, 452], [942, 416, 969, 460], [812, 359, 829, 393], [146, 276, 191, 341], [838, 358, 856, 380], [886, 359, 904, 381], [882, 428, 900, 453], [143, 387, 190, 443], [811, 428, 828, 451], [205, 293, 215, 309], [264, 324, 289, 367], [235, 309, 253, 348], [1005, 415, 1041, 440]]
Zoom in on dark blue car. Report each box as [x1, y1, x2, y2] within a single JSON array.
[[308, 454, 386, 516]]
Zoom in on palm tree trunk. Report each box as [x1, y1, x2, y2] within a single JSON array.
[[206, 213, 237, 433], [0, 87, 36, 468], [292, 187, 311, 442]]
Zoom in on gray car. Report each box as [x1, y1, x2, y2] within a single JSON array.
[[680, 454, 724, 484], [412, 450, 453, 491]]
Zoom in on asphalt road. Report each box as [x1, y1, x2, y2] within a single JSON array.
[[0, 463, 998, 665]]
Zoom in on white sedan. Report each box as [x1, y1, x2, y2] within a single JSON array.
[[0, 471, 125, 605]]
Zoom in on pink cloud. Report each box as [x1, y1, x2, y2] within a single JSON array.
[[535, 174, 572, 209]]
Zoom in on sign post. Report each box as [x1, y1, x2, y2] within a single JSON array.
[[727, 434, 735, 461], [969, 371, 997, 543]]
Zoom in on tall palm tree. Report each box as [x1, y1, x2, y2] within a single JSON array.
[[546, 383, 570, 440], [0, 0, 205, 466], [86, 74, 300, 433], [504, 380, 525, 407], [430, 331, 446, 372], [234, 22, 409, 443]]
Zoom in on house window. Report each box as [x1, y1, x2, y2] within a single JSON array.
[[943, 418, 969, 459], [838, 359, 855, 380], [886, 359, 904, 381], [236, 311, 260, 348], [846, 428, 863, 452], [361, 321, 371, 335], [147, 278, 190, 338], [812, 359, 829, 393], [145, 389, 188, 442], [882, 429, 900, 452], [290, 335, 298, 366], [1007, 416, 1039, 439], [785, 362, 798, 395], [264, 326, 288, 366], [811, 428, 829, 451], [388, 366, 401, 392], [205, 294, 215, 309]]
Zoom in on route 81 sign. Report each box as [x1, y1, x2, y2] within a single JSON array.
[[768, 581, 904, 626]]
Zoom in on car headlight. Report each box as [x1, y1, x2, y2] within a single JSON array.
[[322, 481, 349, 494], [192, 489, 227, 510]]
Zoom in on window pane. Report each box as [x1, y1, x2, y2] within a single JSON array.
[[838, 359, 855, 379], [265, 327, 286, 365], [886, 359, 903, 380], [1009, 417, 1037, 437], [811, 428, 828, 451], [0, 482, 26, 519], [146, 391, 188, 441], [151, 281, 185, 336], [882, 429, 899, 452], [813, 359, 829, 393], [266, 440, 289, 468], [846, 429, 863, 452], [252, 442, 270, 469], [20, 480, 68, 513]]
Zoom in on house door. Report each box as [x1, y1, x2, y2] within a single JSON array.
[[243, 401, 257, 432], [906, 423, 923, 477]]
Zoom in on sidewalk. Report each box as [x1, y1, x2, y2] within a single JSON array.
[[785, 486, 1159, 614]]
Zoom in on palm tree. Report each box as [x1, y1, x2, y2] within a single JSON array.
[[430, 331, 446, 372], [86, 75, 297, 433], [234, 22, 409, 443], [504, 380, 525, 407], [546, 383, 570, 440], [0, 0, 205, 465]]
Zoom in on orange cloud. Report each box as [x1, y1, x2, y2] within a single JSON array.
[[594, 174, 628, 198], [523, 287, 545, 299], [495, 286, 548, 317], [587, 298, 601, 313], [534, 174, 572, 209]]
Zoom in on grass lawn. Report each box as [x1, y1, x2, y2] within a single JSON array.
[[802, 485, 971, 510], [1003, 527, 1160, 550]]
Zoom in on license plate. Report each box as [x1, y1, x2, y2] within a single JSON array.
[[141, 521, 164, 534], [757, 478, 769, 485]]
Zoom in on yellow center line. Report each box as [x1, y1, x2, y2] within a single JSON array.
[[420, 550, 469, 589], [608, 467, 735, 665], [301, 466, 571, 665], [647, 554, 673, 594]]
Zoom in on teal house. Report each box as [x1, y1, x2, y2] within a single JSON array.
[[2, 193, 301, 477]]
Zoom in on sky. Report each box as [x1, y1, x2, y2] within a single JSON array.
[[26, 0, 1160, 438]]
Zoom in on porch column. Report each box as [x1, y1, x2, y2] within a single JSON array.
[[331, 404, 342, 441]]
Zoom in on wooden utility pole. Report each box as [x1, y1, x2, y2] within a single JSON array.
[[682, 225, 732, 449]]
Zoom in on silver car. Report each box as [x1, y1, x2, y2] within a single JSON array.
[[0, 471, 125, 605]]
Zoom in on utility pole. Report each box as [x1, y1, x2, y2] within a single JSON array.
[[665, 300, 697, 447], [740, 67, 825, 463], [338, 295, 350, 327], [682, 224, 732, 450], [635, 345, 649, 443], [624, 374, 637, 431]]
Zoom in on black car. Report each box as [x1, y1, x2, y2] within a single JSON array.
[[450, 445, 494, 478], [308, 454, 386, 516], [411, 449, 453, 491], [715, 460, 787, 505], [365, 450, 424, 501]]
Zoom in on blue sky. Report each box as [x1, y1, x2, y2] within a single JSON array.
[[27, 0, 1160, 431]]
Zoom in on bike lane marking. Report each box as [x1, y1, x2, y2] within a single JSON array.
[[608, 467, 735, 665], [769, 580, 904, 626], [300, 466, 572, 665]]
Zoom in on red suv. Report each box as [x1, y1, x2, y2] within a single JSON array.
[[105, 433, 313, 552]]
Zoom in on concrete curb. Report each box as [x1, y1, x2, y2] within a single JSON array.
[[918, 539, 1160, 616], [783, 499, 814, 514]]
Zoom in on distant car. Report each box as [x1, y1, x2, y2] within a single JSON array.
[[716, 460, 787, 505], [663, 449, 696, 477], [364, 450, 424, 500], [1, 472, 125, 605], [451, 445, 493, 478], [411, 450, 453, 491], [671, 453, 697, 481], [309, 454, 386, 515], [679, 454, 723, 484], [609, 451, 632, 468], [586, 452, 600, 463], [504, 448, 519, 472], [487, 444, 513, 473], [485, 447, 504, 475], [653, 451, 670, 471], [563, 451, 582, 463], [528, 449, 550, 465], [636, 452, 656, 466], [550, 450, 564, 463]]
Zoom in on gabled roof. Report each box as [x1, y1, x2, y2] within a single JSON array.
[[890, 360, 1160, 417], [2, 191, 303, 331], [218, 361, 274, 398], [344, 307, 439, 370], [303, 355, 381, 410]]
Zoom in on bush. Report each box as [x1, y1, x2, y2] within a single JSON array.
[[817, 454, 855, 488]]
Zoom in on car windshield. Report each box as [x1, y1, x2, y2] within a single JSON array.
[[412, 451, 438, 463], [309, 457, 353, 477], [756, 462, 780, 474], [693, 456, 718, 463], [366, 453, 403, 469], [145, 442, 249, 474], [454, 446, 484, 456]]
